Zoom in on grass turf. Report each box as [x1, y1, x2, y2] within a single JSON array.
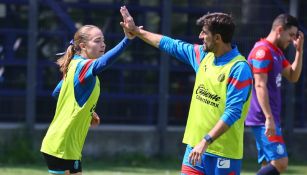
[[1, 158, 306, 175]]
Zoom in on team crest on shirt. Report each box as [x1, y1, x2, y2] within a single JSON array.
[[276, 144, 284, 155], [255, 49, 265, 59], [217, 73, 225, 82]]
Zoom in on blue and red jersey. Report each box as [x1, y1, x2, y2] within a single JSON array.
[[159, 36, 252, 126], [246, 39, 290, 126]]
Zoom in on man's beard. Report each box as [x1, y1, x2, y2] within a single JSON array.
[[204, 44, 215, 52]]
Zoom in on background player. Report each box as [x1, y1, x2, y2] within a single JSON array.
[[245, 14, 304, 175]]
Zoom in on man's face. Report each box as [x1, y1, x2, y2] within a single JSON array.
[[277, 26, 298, 50], [199, 26, 216, 52]]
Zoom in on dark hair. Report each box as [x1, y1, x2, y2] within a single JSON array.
[[56, 25, 99, 77], [196, 12, 235, 43], [272, 14, 299, 31]]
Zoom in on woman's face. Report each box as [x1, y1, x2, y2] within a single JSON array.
[[82, 27, 106, 59]]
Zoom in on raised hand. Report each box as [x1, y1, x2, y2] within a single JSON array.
[[123, 26, 143, 40], [123, 28, 135, 40], [293, 31, 304, 52], [120, 5, 162, 48], [120, 6, 139, 35]]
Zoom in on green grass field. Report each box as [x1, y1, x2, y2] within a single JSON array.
[[1, 159, 306, 175]]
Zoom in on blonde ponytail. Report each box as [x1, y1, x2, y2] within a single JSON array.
[[56, 45, 75, 78]]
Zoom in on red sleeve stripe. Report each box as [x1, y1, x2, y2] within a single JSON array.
[[78, 59, 94, 84], [194, 44, 201, 65], [268, 135, 285, 143], [181, 165, 204, 175], [228, 77, 253, 90], [282, 59, 290, 68]]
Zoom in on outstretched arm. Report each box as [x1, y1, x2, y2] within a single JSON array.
[[92, 37, 131, 75], [119, 6, 207, 71]]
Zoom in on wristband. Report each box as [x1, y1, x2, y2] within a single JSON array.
[[204, 134, 214, 144]]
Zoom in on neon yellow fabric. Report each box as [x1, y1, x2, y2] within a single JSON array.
[[183, 53, 251, 159], [41, 59, 100, 160]]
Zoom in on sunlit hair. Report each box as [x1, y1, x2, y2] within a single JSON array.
[[196, 12, 235, 43], [56, 25, 100, 77], [271, 13, 298, 31]]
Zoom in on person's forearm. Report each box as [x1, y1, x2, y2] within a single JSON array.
[[289, 50, 303, 82], [134, 28, 163, 48], [255, 85, 274, 119], [207, 120, 229, 141]]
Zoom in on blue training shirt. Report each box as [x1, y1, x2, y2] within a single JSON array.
[[159, 36, 252, 126], [52, 37, 131, 107]]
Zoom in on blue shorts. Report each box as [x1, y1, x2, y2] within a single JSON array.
[[181, 145, 241, 175], [251, 126, 288, 164]]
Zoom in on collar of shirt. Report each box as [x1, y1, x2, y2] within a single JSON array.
[[73, 54, 87, 60], [259, 39, 284, 55], [214, 45, 240, 66]]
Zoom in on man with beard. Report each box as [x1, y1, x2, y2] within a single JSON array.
[[245, 14, 304, 175], [120, 6, 253, 175]]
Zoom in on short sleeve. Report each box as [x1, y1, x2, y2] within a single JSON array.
[[248, 46, 273, 74]]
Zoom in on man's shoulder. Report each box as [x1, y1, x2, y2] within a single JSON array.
[[249, 44, 272, 61], [232, 60, 251, 72]]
